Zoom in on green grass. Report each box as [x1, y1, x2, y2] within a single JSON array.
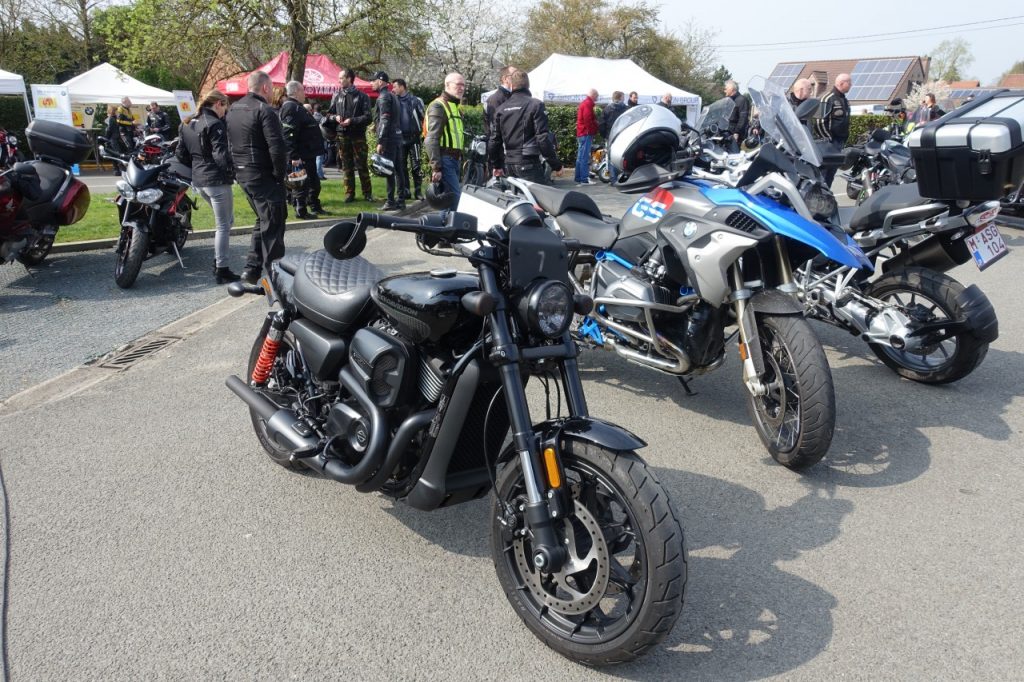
[[57, 175, 396, 243]]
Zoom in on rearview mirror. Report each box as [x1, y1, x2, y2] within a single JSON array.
[[324, 221, 367, 260]]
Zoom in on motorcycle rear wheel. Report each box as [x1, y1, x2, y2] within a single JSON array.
[[490, 441, 686, 665], [114, 226, 149, 289], [745, 314, 835, 469], [245, 330, 309, 473], [16, 233, 55, 267], [597, 164, 611, 183], [864, 267, 989, 383]]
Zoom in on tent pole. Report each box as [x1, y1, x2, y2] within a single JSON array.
[[23, 90, 33, 122]]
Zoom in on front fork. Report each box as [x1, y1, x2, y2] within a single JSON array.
[[481, 267, 573, 573]]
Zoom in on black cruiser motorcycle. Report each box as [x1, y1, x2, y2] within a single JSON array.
[[224, 198, 687, 664]]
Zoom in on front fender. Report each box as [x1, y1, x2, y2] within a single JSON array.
[[702, 186, 873, 271], [534, 416, 646, 452], [750, 289, 803, 315]]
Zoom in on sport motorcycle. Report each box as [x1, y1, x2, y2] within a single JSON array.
[[696, 79, 1002, 384], [101, 136, 195, 288], [0, 120, 91, 267], [224, 200, 687, 664], [479, 96, 873, 469]]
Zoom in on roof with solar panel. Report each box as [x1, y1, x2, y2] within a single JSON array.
[[767, 57, 928, 104]]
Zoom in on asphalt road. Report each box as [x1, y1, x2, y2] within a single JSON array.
[[1, 182, 1023, 678]]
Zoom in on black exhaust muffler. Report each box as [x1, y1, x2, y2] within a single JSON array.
[[881, 235, 971, 275]]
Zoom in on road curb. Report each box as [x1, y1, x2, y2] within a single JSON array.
[[51, 217, 338, 254]]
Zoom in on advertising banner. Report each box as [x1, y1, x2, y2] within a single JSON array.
[[71, 103, 97, 129], [173, 90, 197, 123], [30, 84, 73, 126]]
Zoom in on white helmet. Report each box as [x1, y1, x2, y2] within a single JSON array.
[[607, 104, 684, 176]]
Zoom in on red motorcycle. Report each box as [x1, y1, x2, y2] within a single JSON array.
[[0, 120, 91, 266]]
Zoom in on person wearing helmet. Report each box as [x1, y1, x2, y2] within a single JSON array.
[[371, 71, 406, 211], [226, 70, 288, 283], [280, 81, 327, 219], [489, 69, 563, 184], [424, 72, 466, 212]]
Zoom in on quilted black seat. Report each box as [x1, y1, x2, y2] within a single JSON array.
[[847, 183, 940, 232], [556, 211, 619, 249], [292, 250, 383, 333], [529, 184, 603, 218]]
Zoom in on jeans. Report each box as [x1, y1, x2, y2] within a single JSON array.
[[575, 135, 592, 183], [441, 155, 461, 212], [239, 178, 287, 275], [315, 154, 325, 179], [195, 184, 234, 268]]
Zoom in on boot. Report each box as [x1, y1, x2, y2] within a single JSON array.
[[295, 207, 314, 220], [214, 265, 241, 284], [240, 266, 261, 284]]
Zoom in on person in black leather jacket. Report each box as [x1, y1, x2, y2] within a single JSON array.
[[371, 71, 406, 210], [280, 80, 328, 219], [146, 102, 171, 140], [488, 70, 563, 184], [177, 89, 240, 284], [226, 70, 288, 282], [328, 68, 375, 202]]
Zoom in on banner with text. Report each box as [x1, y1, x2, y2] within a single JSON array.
[[30, 85, 73, 126], [173, 90, 197, 123]]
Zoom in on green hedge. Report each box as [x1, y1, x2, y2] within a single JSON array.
[[848, 115, 894, 145], [0, 96, 30, 144]]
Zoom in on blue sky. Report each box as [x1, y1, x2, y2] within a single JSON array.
[[664, 2, 1023, 89]]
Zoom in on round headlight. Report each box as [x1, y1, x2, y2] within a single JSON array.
[[520, 280, 573, 339]]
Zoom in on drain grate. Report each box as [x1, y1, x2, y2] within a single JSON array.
[[96, 335, 182, 370]]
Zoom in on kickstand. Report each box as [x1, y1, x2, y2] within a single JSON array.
[[171, 242, 186, 269], [677, 376, 697, 396]]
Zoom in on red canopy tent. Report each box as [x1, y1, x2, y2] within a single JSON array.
[[216, 52, 377, 100]]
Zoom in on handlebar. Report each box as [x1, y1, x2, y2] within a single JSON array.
[[356, 211, 480, 242]]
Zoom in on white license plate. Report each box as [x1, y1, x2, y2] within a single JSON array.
[[965, 223, 1009, 271]]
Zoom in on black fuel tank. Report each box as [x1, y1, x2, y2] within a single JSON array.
[[371, 270, 483, 345]]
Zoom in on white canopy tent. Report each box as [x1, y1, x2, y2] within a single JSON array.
[[483, 54, 702, 125], [61, 63, 176, 105], [0, 67, 33, 121]]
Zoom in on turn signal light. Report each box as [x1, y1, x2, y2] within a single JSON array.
[[543, 447, 561, 489], [738, 342, 748, 361]]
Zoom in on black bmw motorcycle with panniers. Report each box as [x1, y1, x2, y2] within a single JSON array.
[[224, 193, 687, 664]]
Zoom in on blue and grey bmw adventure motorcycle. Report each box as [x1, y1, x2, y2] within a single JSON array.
[[476, 93, 872, 469]]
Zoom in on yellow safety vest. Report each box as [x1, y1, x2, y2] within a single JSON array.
[[428, 98, 463, 151]]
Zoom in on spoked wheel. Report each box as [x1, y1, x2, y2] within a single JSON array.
[[114, 226, 149, 289], [245, 330, 311, 473], [745, 314, 835, 469], [864, 267, 990, 383], [491, 441, 686, 665], [16, 232, 55, 266]]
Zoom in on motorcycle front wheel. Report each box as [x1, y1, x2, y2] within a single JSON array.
[[864, 267, 990, 383], [745, 314, 835, 469], [114, 226, 149, 289], [490, 441, 686, 665]]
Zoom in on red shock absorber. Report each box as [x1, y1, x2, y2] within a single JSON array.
[[250, 329, 283, 385]]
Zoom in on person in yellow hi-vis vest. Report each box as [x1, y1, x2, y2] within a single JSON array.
[[424, 72, 466, 212]]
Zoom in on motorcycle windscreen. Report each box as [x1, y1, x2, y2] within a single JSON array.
[[701, 185, 873, 270]]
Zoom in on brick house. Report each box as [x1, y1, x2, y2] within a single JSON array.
[[767, 57, 928, 113]]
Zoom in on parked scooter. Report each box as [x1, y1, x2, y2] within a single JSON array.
[[224, 204, 687, 664], [0, 120, 91, 266], [100, 135, 195, 288]]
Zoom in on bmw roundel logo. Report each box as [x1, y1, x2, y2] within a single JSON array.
[[683, 222, 697, 237]]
